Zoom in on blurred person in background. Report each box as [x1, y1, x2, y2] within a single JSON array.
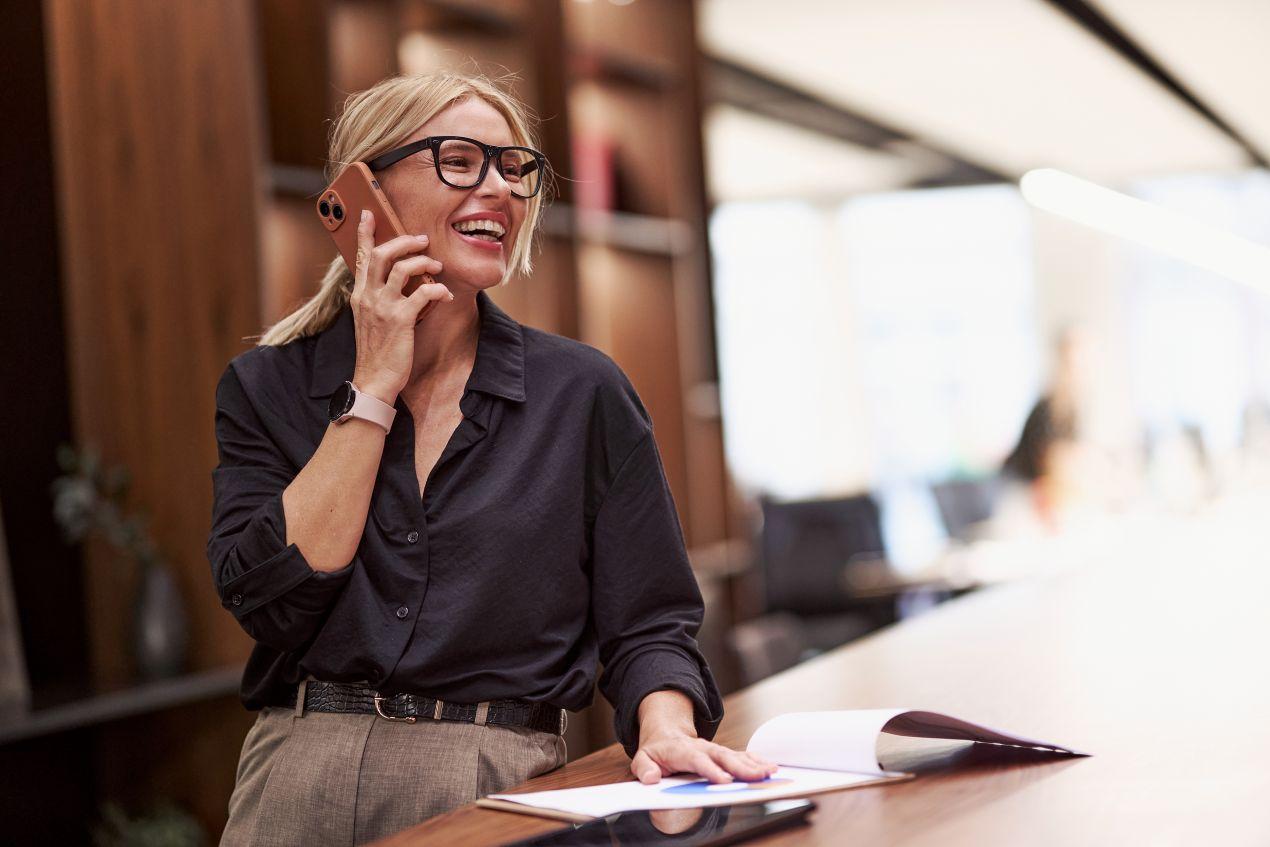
[[998, 325, 1106, 533], [207, 72, 772, 846]]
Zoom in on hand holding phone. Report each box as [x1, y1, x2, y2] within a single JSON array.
[[317, 164, 452, 403], [317, 162, 438, 299]]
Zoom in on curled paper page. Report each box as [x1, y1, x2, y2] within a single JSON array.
[[746, 708, 1087, 775]]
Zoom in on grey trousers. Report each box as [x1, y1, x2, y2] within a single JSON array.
[[220, 692, 567, 846]]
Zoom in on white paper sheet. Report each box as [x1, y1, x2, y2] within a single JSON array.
[[487, 766, 896, 818]]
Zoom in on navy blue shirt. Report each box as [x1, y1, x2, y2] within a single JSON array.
[[206, 289, 723, 756]]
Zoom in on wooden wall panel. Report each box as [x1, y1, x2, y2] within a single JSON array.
[[257, 0, 332, 169], [43, 0, 267, 684], [330, 0, 400, 100], [525, 0, 575, 206], [524, 0, 579, 338]]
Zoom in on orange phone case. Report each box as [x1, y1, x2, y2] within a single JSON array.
[[316, 162, 434, 300]]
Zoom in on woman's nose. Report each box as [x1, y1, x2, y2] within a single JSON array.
[[475, 163, 512, 198]]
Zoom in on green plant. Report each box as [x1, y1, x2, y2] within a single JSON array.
[[92, 801, 207, 847], [51, 443, 164, 571]]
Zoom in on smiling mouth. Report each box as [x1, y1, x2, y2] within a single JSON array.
[[452, 220, 506, 243]]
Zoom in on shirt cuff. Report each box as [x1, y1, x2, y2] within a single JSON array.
[[614, 647, 725, 759], [218, 492, 355, 622]]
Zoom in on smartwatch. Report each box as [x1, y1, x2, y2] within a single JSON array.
[[327, 381, 397, 433]]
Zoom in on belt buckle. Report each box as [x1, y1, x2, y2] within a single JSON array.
[[372, 694, 417, 723]]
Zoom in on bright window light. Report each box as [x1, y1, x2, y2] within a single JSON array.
[[1020, 168, 1270, 296]]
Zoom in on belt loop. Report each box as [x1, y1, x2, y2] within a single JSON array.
[[432, 699, 444, 720], [474, 701, 490, 726], [294, 679, 309, 717]]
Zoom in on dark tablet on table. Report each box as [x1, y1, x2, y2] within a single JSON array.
[[500, 799, 817, 847]]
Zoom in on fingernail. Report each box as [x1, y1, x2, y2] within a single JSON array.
[[416, 234, 428, 242], [361, 209, 370, 223], [447, 291, 454, 301]]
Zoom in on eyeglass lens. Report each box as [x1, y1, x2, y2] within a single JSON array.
[[435, 138, 541, 198]]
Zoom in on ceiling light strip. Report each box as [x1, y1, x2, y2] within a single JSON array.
[[1020, 168, 1270, 295]]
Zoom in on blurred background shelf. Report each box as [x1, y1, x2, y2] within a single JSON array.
[[541, 206, 694, 256], [569, 49, 681, 91], [0, 664, 244, 747]]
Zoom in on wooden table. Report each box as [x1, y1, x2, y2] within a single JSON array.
[[374, 498, 1270, 845]]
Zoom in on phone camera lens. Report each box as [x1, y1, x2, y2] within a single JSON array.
[[319, 201, 331, 217], [332, 205, 344, 221]]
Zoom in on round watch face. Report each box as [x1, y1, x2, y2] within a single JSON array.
[[327, 381, 355, 422]]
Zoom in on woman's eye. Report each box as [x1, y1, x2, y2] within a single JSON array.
[[442, 158, 474, 169]]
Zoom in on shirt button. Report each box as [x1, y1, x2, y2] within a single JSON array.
[[396, 606, 409, 619], [231, 593, 243, 606], [406, 530, 420, 544]]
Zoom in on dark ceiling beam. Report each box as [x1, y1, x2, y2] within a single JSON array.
[[1043, 0, 1268, 167], [705, 56, 1012, 188]]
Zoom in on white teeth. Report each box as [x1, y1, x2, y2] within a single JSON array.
[[452, 219, 506, 238]]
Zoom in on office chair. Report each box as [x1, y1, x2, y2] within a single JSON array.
[[755, 494, 895, 651]]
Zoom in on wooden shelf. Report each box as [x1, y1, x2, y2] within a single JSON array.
[[543, 204, 693, 256], [0, 664, 244, 746], [568, 49, 680, 91]]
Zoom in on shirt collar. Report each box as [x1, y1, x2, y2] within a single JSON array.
[[308, 289, 526, 403]]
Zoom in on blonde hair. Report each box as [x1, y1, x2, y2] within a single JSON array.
[[255, 71, 550, 347]]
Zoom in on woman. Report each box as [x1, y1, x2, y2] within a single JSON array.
[[208, 72, 775, 845]]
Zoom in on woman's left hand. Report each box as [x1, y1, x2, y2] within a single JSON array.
[[631, 732, 778, 785]]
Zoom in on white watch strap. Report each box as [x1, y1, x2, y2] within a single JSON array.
[[343, 383, 397, 432]]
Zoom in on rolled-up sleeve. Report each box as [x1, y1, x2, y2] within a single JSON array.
[[591, 428, 725, 759], [206, 363, 354, 652]]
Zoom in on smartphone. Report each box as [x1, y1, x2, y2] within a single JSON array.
[[501, 799, 816, 847], [316, 162, 434, 302]]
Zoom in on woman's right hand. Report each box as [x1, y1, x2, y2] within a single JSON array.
[[349, 209, 451, 404]]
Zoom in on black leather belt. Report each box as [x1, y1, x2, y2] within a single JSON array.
[[280, 680, 567, 736]]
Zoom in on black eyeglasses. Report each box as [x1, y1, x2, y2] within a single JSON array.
[[366, 135, 549, 199]]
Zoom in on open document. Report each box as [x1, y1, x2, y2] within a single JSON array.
[[480, 708, 1086, 821]]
